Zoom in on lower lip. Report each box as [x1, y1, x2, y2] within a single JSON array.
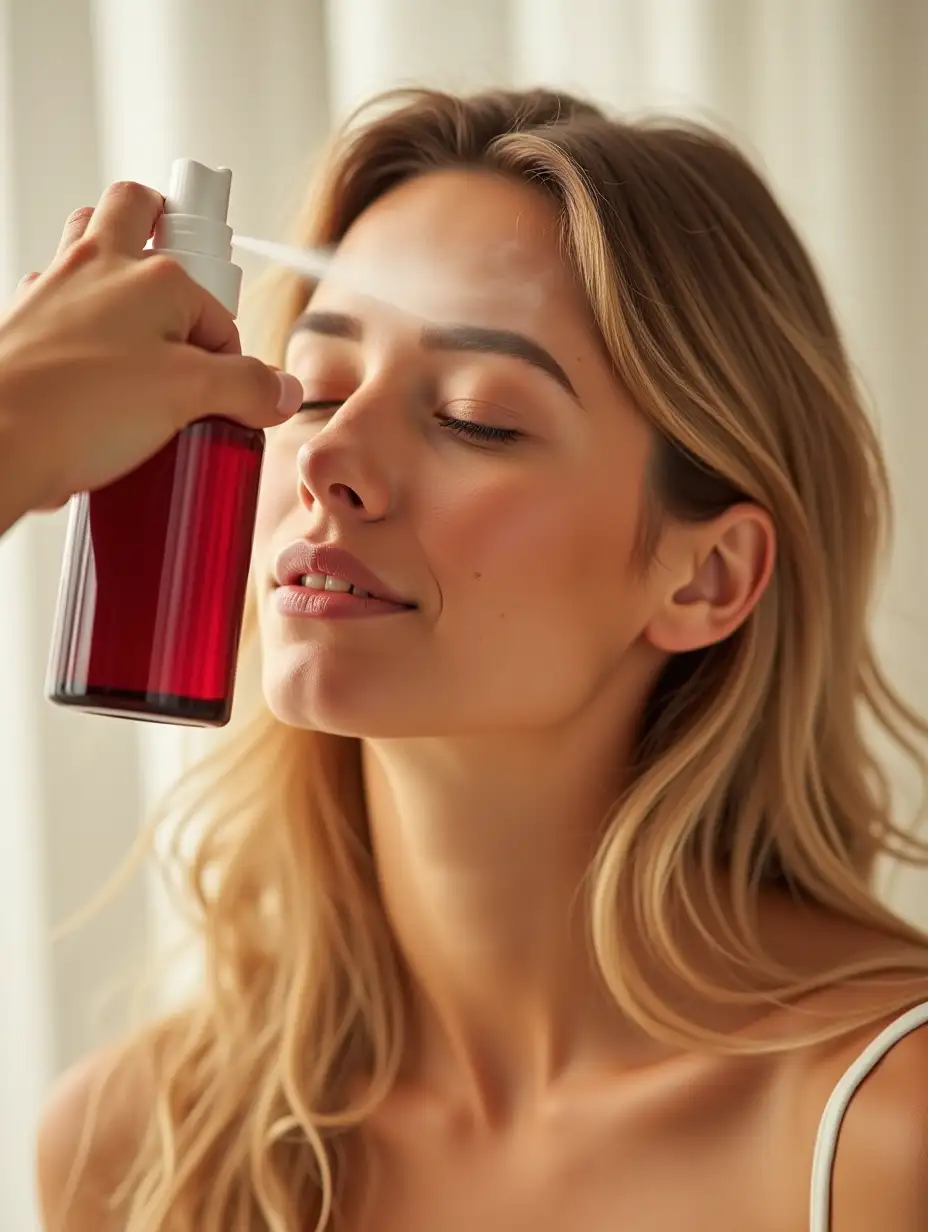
[[272, 585, 415, 620]]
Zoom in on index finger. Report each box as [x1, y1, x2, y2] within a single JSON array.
[[83, 180, 164, 256]]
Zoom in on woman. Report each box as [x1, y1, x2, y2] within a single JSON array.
[[38, 88, 928, 1232]]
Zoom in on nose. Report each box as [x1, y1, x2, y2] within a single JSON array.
[[296, 399, 394, 523]]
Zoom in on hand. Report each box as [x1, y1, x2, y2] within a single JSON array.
[[0, 180, 303, 517]]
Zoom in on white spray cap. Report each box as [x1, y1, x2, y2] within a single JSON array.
[[166, 160, 232, 221], [151, 158, 242, 316]]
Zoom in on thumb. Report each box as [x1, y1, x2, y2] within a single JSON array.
[[185, 354, 304, 429]]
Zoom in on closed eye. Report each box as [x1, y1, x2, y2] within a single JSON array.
[[297, 401, 523, 446], [438, 416, 522, 444]]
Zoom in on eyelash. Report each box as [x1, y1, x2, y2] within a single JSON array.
[[297, 402, 523, 446], [436, 416, 521, 444]]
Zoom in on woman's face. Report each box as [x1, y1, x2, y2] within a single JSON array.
[[254, 168, 669, 737]]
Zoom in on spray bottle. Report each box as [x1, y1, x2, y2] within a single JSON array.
[[46, 159, 262, 726]]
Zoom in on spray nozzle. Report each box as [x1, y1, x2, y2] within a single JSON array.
[[151, 158, 241, 315], [165, 158, 232, 223]]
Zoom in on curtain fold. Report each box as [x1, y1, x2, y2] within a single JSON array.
[[0, 2, 923, 1225]]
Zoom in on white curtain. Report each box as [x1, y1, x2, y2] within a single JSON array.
[[0, 1, 924, 1226]]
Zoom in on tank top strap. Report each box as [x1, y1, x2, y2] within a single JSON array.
[[809, 1000, 928, 1231]]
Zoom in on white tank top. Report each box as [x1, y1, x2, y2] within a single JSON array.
[[809, 999, 928, 1230]]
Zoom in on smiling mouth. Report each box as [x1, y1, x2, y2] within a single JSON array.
[[272, 540, 417, 609], [273, 578, 416, 620]]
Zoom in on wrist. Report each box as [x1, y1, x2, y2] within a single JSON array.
[[0, 396, 59, 535]]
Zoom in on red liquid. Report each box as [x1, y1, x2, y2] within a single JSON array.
[[47, 418, 264, 726]]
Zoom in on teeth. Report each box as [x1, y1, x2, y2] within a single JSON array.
[[298, 573, 369, 598]]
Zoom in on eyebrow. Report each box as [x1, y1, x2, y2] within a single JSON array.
[[288, 310, 580, 401]]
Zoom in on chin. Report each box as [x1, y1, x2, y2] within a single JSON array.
[[260, 646, 425, 738]]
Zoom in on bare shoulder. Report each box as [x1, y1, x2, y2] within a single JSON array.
[[781, 987, 928, 1232], [36, 1039, 153, 1232]]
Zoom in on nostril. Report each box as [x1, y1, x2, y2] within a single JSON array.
[[331, 482, 363, 507]]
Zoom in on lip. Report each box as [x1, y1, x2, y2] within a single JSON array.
[[272, 586, 412, 620], [272, 541, 415, 607]]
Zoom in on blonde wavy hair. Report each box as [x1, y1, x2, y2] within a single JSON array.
[[96, 88, 928, 1230]]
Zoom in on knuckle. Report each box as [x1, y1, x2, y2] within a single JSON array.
[[139, 252, 185, 287], [64, 205, 94, 230], [105, 179, 155, 209], [57, 234, 102, 271]]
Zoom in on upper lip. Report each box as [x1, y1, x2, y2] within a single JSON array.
[[273, 541, 415, 606]]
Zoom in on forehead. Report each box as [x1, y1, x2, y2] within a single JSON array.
[[309, 168, 592, 331]]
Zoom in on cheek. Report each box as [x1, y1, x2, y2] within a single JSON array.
[[420, 465, 645, 614], [419, 473, 551, 600]]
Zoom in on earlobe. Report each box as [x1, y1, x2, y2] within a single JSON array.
[[644, 506, 775, 655]]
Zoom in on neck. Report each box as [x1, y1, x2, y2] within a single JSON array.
[[361, 704, 669, 1124]]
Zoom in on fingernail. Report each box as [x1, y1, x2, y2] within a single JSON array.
[[275, 371, 303, 416]]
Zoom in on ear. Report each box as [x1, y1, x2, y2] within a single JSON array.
[[644, 504, 775, 654]]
